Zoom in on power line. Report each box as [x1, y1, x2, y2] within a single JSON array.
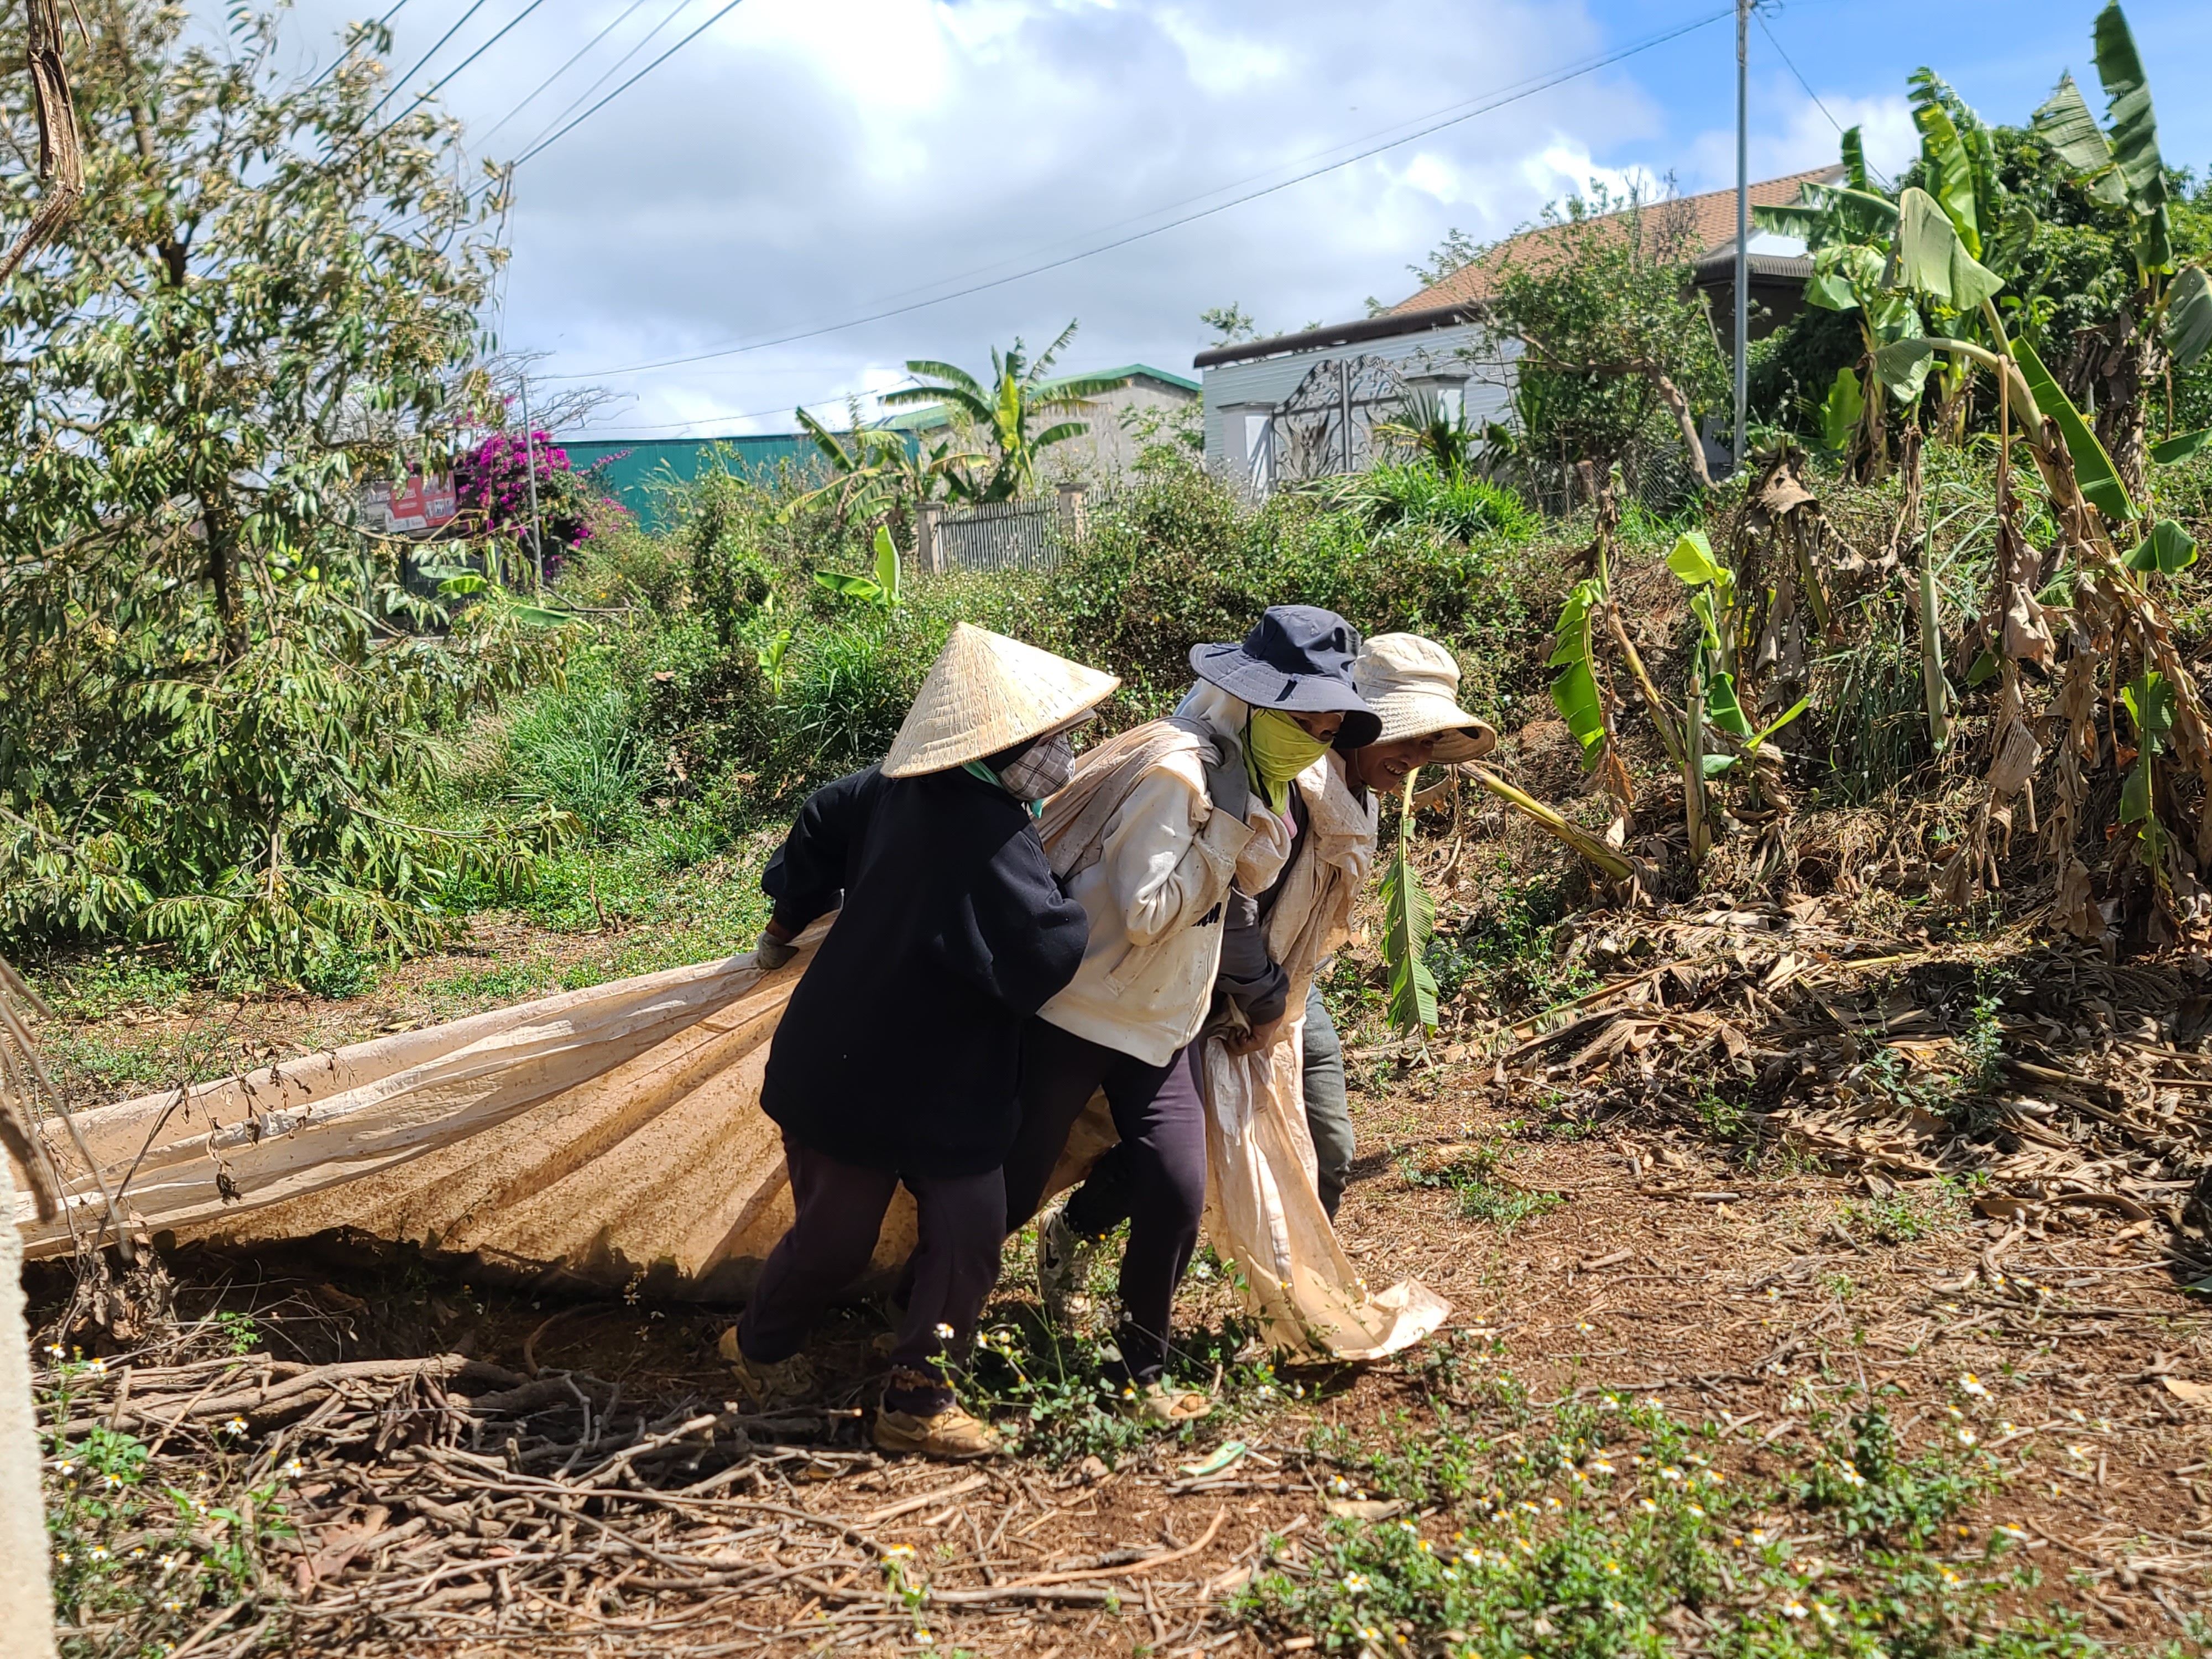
[[541, 3, 1733, 382], [514, 0, 701, 158], [601, 19, 1745, 353], [364, 0, 493, 122], [477, 0, 658, 148], [1754, 10, 1892, 186], [354, 0, 556, 156], [512, 0, 748, 168]]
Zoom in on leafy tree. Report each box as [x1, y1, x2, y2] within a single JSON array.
[[1200, 301, 1262, 346], [880, 322, 1129, 502], [0, 0, 562, 976], [1484, 183, 1728, 489]]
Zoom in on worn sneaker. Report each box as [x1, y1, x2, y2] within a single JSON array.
[[716, 1326, 815, 1409], [1036, 1204, 1097, 1323], [873, 1402, 1004, 1459]]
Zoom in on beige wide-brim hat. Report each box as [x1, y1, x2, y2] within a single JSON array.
[[881, 623, 1121, 778], [1352, 633, 1498, 763]]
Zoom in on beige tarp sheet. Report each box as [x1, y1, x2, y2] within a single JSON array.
[[12, 922, 1443, 1359]]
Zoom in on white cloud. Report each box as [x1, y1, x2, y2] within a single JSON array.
[[234, 0, 1802, 436]]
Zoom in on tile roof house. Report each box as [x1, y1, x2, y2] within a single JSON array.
[[1194, 167, 1843, 492]]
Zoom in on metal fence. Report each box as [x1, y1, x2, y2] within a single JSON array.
[[916, 488, 1097, 573]]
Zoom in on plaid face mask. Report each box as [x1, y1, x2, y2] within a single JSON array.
[[997, 730, 1077, 801]]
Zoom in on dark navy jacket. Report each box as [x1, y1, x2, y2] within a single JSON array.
[[759, 763, 1088, 1176]]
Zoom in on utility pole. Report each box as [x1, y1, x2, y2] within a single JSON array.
[[1733, 0, 1751, 478], [519, 370, 545, 593]]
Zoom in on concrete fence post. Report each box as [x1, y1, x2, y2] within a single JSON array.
[[1055, 483, 1087, 544], [0, 1154, 59, 1659], [915, 502, 943, 575]]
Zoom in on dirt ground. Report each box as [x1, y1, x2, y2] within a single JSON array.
[[21, 796, 2212, 1656], [25, 992, 2212, 1656]]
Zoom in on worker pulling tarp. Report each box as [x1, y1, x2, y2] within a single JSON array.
[[9, 625, 1462, 1365], [8, 917, 1443, 1358]]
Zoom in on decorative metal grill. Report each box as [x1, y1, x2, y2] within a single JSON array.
[[1257, 354, 1414, 492]]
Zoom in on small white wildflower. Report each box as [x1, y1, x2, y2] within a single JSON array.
[[932, 1322, 955, 1340], [88, 1547, 109, 1563], [1957, 1428, 1978, 1447], [1660, 1467, 1683, 1482], [1783, 1599, 1808, 1620], [1342, 1573, 1370, 1593], [1640, 1499, 1658, 1514], [1593, 1460, 1615, 1475], [1958, 1374, 1987, 1397]]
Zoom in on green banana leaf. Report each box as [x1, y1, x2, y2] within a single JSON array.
[[1885, 188, 2004, 312], [2091, 2, 2169, 215], [1379, 777, 1438, 1037], [2150, 426, 2212, 466], [2033, 76, 2124, 202], [872, 525, 901, 607], [1841, 125, 1868, 192], [1547, 578, 1608, 766], [2123, 520, 2197, 575], [1910, 75, 1982, 257], [2014, 337, 2136, 522], [1666, 529, 1723, 586], [1819, 368, 1864, 454], [2167, 265, 2212, 371]]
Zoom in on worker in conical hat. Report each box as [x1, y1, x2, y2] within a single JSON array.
[[721, 622, 1117, 1459]]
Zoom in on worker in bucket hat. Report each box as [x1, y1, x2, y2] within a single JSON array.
[[722, 623, 1118, 1460], [1299, 633, 1496, 1217], [999, 605, 1379, 1424]]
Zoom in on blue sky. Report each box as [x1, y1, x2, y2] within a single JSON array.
[[249, 0, 2212, 439]]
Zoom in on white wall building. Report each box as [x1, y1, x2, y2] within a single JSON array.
[[1195, 304, 1517, 498]]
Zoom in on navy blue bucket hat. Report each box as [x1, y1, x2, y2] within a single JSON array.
[[1190, 606, 1381, 749]]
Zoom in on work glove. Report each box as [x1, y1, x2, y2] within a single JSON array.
[[1202, 732, 1250, 825], [753, 928, 798, 970]]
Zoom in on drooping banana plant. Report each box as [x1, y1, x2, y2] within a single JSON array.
[[1874, 166, 2212, 937], [1378, 776, 1439, 1042]]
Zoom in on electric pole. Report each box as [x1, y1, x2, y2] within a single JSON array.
[[1733, 0, 1751, 478]]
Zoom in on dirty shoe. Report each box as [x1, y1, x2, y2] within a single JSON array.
[[874, 1402, 1003, 1460], [1036, 1204, 1097, 1323], [716, 1326, 814, 1409]]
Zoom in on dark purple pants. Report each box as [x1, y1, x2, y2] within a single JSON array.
[[738, 1137, 1004, 1415], [1001, 1019, 1207, 1386]]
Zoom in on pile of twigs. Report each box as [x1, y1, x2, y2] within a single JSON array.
[[38, 1342, 1277, 1655], [1487, 895, 2212, 1279]]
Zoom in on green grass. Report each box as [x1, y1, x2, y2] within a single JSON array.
[[1242, 1347, 2107, 1658], [1400, 1144, 1564, 1237], [41, 1357, 297, 1659]]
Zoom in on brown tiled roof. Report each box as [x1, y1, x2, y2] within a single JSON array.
[[1392, 166, 1846, 312]]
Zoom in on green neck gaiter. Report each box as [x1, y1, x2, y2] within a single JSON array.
[[1245, 709, 1331, 815]]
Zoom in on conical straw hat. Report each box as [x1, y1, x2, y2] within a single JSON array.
[[881, 624, 1121, 778]]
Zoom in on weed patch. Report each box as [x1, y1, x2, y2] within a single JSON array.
[[1244, 1354, 2094, 1658]]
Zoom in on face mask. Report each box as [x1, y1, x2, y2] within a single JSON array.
[[1244, 709, 1331, 815], [996, 729, 1077, 802]]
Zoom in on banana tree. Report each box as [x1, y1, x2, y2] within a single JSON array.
[[1753, 129, 1916, 476], [2031, 0, 2212, 499], [782, 399, 978, 550], [1874, 175, 2212, 936], [1378, 776, 1439, 1042], [879, 322, 1129, 503]]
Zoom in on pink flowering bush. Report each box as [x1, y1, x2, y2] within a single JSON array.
[[453, 428, 624, 575]]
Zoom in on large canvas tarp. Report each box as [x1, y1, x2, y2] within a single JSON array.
[[11, 922, 1443, 1359]]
